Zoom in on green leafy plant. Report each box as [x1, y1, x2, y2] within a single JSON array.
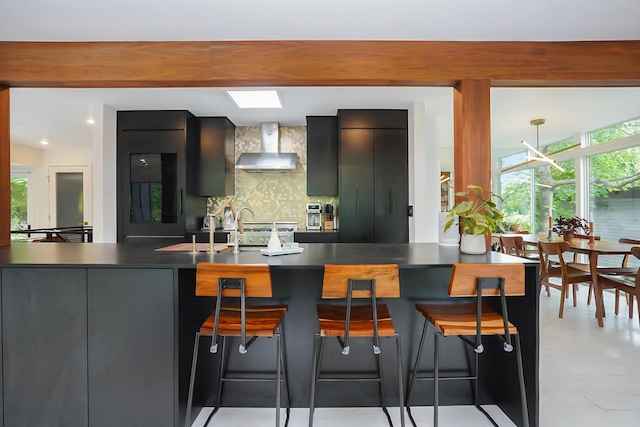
[[444, 185, 505, 236]]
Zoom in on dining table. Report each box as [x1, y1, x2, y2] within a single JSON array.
[[516, 234, 639, 327]]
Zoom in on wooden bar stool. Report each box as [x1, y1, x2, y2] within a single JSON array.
[[405, 263, 529, 427], [308, 264, 405, 427], [184, 263, 290, 427]]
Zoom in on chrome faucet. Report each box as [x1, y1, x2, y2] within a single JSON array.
[[233, 207, 255, 254]]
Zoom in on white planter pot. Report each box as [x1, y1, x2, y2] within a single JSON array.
[[460, 234, 487, 254]]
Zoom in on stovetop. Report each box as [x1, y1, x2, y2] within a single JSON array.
[[241, 222, 298, 233]]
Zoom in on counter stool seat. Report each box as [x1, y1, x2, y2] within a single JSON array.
[[405, 263, 529, 427], [416, 303, 518, 336], [185, 263, 290, 427], [317, 304, 395, 337], [199, 304, 288, 336]]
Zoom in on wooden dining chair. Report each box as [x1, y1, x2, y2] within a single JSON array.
[[185, 263, 290, 427], [609, 238, 640, 317], [579, 238, 640, 313], [499, 235, 538, 259], [405, 263, 529, 427], [596, 247, 640, 326], [537, 241, 593, 318]]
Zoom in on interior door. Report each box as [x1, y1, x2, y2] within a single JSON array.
[[49, 166, 92, 228]]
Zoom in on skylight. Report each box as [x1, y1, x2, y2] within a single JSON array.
[[226, 90, 282, 109]]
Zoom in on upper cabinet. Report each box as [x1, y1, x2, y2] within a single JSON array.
[[338, 110, 409, 243], [192, 117, 235, 196], [117, 110, 205, 243], [306, 116, 338, 196]]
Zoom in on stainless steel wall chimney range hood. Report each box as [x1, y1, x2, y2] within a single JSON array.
[[235, 122, 298, 172]]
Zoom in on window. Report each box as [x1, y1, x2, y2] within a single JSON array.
[[10, 172, 30, 241], [589, 116, 640, 146], [588, 145, 640, 267]]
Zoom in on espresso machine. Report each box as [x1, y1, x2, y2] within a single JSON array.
[[306, 202, 322, 230]]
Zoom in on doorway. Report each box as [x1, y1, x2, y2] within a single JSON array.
[[48, 166, 92, 228]]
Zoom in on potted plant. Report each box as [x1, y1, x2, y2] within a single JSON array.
[[552, 216, 589, 241], [443, 184, 505, 254]]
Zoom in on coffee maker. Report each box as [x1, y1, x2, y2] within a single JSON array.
[[306, 202, 322, 230]]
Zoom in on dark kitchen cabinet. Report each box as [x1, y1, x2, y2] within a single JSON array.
[[306, 116, 338, 195], [338, 110, 408, 243], [2, 268, 88, 427], [88, 268, 174, 427], [117, 111, 205, 243], [192, 117, 235, 196]]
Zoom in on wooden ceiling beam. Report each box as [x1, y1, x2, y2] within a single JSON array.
[[1, 40, 639, 88]]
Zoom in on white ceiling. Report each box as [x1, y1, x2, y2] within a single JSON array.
[[4, 0, 640, 170]]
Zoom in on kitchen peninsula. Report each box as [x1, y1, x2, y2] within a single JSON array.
[[0, 242, 539, 427]]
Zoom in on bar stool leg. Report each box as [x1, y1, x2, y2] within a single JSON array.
[[276, 332, 282, 427], [184, 332, 201, 427], [434, 332, 440, 427], [395, 333, 405, 427], [308, 334, 323, 427], [474, 342, 479, 408], [405, 319, 429, 406], [278, 326, 292, 426], [515, 334, 530, 427], [376, 342, 389, 423]]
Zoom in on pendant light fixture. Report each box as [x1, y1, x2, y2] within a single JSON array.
[[501, 118, 578, 173]]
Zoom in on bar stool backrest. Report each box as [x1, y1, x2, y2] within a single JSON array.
[[322, 264, 400, 298], [196, 263, 272, 298], [448, 263, 525, 297]]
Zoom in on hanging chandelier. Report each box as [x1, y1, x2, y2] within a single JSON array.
[[501, 118, 579, 173]]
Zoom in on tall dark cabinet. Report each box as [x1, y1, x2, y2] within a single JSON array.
[[338, 110, 409, 243], [191, 117, 235, 196], [117, 110, 205, 243], [306, 116, 338, 196]]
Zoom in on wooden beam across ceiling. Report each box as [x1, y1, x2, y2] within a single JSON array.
[[1, 40, 639, 88]]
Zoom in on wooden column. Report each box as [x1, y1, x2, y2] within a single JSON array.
[[0, 87, 9, 246], [453, 80, 491, 196]]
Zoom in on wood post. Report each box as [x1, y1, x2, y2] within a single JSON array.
[[0, 87, 9, 246]]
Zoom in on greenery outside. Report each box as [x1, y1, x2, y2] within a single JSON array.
[[500, 117, 640, 233], [10, 177, 28, 240]]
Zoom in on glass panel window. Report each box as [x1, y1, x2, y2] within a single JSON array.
[[536, 156, 576, 234], [588, 146, 640, 267], [589, 116, 640, 146], [500, 170, 532, 232], [10, 173, 29, 241]]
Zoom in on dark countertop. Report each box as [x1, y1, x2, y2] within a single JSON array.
[[0, 242, 537, 269]]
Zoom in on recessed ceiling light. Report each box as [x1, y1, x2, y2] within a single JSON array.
[[86, 118, 95, 124], [226, 90, 282, 109], [40, 139, 49, 145]]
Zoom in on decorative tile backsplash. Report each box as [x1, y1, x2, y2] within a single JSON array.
[[207, 125, 337, 229]]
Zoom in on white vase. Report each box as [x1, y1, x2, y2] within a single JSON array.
[[460, 234, 487, 254], [267, 222, 282, 252]]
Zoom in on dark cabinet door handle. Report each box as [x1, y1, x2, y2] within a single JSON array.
[[355, 188, 358, 215], [389, 188, 393, 214], [179, 189, 183, 216]]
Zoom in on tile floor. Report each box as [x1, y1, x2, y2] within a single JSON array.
[[191, 286, 640, 426]]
